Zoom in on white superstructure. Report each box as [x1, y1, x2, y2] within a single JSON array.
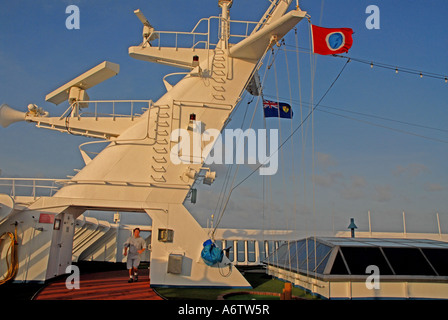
[[0, 1, 307, 287]]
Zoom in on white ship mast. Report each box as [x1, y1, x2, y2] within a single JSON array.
[[0, 0, 306, 287]]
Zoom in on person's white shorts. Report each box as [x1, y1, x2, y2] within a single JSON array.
[[127, 257, 140, 269]]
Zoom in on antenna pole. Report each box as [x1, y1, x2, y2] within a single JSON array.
[[218, 0, 232, 48], [368, 210, 372, 235], [437, 212, 442, 239], [402, 211, 407, 237]]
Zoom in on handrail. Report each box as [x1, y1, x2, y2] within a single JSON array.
[[173, 99, 233, 110], [0, 178, 70, 199], [59, 100, 152, 121], [147, 16, 261, 51], [78, 140, 111, 161]]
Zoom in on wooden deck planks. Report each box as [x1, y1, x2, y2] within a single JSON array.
[[34, 269, 163, 300]]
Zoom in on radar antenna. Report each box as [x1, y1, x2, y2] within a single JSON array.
[[134, 9, 159, 46]]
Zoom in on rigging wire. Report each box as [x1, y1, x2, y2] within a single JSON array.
[[261, 96, 448, 135], [293, 26, 303, 277], [212, 40, 351, 244], [261, 96, 448, 144], [224, 58, 351, 208], [282, 44, 448, 82], [210, 95, 254, 234], [282, 36, 295, 272], [211, 47, 274, 237], [318, 109, 448, 144], [308, 19, 318, 278]]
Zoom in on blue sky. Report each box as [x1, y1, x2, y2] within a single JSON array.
[[0, 1, 447, 234]]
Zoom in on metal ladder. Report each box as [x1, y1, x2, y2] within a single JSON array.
[[150, 105, 172, 183], [211, 48, 227, 101]]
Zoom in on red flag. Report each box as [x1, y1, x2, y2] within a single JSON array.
[[311, 25, 353, 55]]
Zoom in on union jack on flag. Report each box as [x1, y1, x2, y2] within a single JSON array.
[[262, 99, 293, 119]]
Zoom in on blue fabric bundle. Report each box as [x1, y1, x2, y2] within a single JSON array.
[[201, 239, 223, 266]]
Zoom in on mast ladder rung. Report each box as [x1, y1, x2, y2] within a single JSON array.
[[213, 70, 225, 76], [158, 112, 170, 118], [153, 147, 168, 154], [156, 121, 169, 127], [155, 138, 168, 145], [151, 165, 166, 173], [213, 62, 226, 69], [150, 175, 166, 183], [213, 86, 225, 92], [213, 94, 225, 100], [152, 156, 167, 163], [156, 130, 169, 136], [212, 77, 225, 84]]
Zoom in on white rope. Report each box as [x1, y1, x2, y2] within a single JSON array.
[[272, 52, 290, 271], [293, 27, 305, 274], [307, 18, 318, 278], [283, 39, 298, 273], [212, 47, 273, 236]]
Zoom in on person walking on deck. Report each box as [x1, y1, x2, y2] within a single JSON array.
[[124, 228, 146, 283]]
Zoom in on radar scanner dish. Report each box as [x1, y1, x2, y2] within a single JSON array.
[[134, 9, 159, 44], [45, 61, 120, 106], [45, 61, 119, 117]]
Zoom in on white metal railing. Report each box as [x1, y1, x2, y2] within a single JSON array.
[[0, 178, 70, 199], [147, 16, 261, 51], [78, 140, 110, 161], [59, 100, 152, 121], [77, 102, 170, 162]]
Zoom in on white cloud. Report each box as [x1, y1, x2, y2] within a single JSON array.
[[317, 152, 338, 169], [340, 176, 367, 200], [315, 172, 343, 188], [392, 163, 428, 178], [373, 185, 393, 202], [424, 183, 445, 192]]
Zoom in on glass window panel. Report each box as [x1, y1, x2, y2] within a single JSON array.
[[267, 241, 275, 257], [289, 241, 305, 271], [258, 241, 267, 261], [275, 243, 292, 267], [315, 243, 332, 262], [215, 240, 223, 250], [382, 248, 436, 276], [225, 240, 234, 262], [248, 240, 256, 262], [237, 240, 246, 262], [286, 241, 305, 271], [264, 241, 276, 265], [315, 252, 331, 274], [306, 239, 319, 271], [422, 249, 448, 276], [329, 251, 349, 275], [340, 247, 394, 275]]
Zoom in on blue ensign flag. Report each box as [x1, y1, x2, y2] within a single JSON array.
[[263, 99, 293, 119]]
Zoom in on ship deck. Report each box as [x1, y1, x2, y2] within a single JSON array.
[[33, 269, 163, 300]]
